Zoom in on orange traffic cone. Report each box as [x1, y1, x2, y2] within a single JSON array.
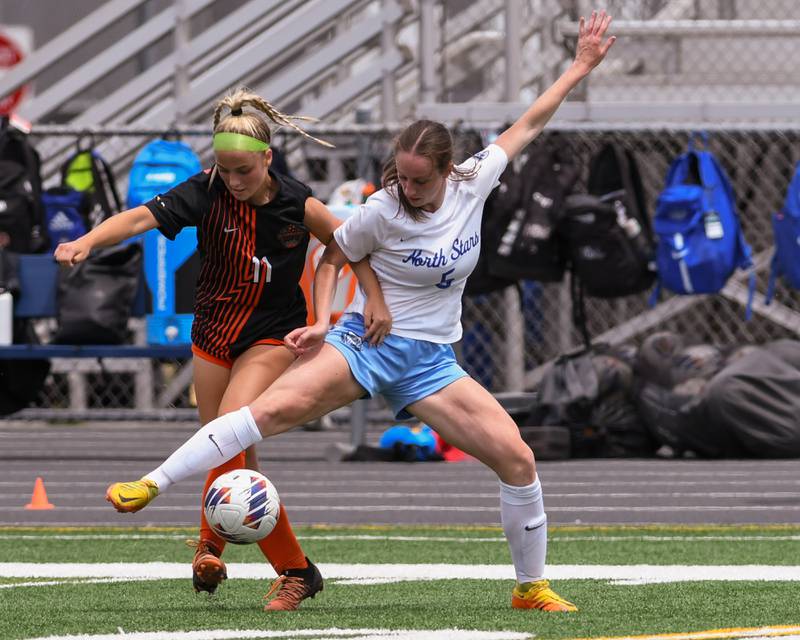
[[25, 477, 54, 510]]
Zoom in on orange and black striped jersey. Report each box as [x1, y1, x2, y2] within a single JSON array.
[[145, 169, 311, 361]]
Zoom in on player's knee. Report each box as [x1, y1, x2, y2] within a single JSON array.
[[249, 395, 299, 435], [500, 440, 536, 485]]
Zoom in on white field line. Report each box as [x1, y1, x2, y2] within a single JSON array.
[[20, 628, 533, 640], [578, 627, 800, 640], [8, 505, 800, 513], [552, 535, 800, 542], [2, 563, 800, 586], [0, 577, 129, 589], [14, 629, 800, 640], [2, 533, 800, 543]]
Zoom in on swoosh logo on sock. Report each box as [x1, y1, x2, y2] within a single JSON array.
[[524, 522, 545, 532], [209, 433, 224, 457]]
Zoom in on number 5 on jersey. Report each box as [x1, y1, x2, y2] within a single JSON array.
[[252, 256, 272, 283], [436, 268, 455, 289]]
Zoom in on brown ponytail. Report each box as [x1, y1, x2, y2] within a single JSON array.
[[382, 119, 477, 221]]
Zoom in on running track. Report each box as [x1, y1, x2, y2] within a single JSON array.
[[1, 421, 798, 527]]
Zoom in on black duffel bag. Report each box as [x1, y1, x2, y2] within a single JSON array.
[[54, 243, 143, 345], [705, 341, 800, 458]]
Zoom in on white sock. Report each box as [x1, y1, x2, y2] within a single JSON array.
[[146, 407, 262, 492], [500, 477, 548, 584]]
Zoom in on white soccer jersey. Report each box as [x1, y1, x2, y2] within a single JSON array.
[[334, 143, 508, 343]]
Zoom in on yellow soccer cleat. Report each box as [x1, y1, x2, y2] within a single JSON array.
[[106, 478, 159, 513], [511, 579, 578, 612]]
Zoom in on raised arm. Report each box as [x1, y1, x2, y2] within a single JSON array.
[[53, 206, 159, 266], [495, 10, 615, 162]]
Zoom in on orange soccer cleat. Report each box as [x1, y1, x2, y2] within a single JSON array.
[[188, 539, 227, 594], [511, 579, 578, 612], [263, 558, 324, 611]]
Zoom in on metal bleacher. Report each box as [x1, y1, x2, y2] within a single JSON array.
[[5, 1, 797, 187]]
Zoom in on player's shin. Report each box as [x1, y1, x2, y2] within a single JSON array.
[[147, 407, 262, 492], [499, 477, 548, 583]]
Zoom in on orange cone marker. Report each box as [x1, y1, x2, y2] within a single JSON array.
[[25, 477, 54, 510]]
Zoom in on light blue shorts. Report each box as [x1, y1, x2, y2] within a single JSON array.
[[324, 313, 468, 420]]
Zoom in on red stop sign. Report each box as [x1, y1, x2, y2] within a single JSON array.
[[0, 33, 26, 115]]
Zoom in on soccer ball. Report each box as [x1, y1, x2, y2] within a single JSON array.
[[203, 469, 281, 545]]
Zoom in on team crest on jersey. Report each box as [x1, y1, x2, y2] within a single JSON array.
[[278, 224, 305, 248]]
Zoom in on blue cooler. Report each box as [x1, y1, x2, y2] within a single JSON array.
[[143, 228, 198, 344], [127, 139, 203, 346]]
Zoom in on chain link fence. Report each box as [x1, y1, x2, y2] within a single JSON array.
[[459, 127, 800, 391], [15, 123, 800, 414]]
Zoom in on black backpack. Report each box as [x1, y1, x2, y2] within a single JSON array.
[[462, 128, 518, 296], [562, 142, 655, 297], [465, 161, 521, 296], [0, 118, 47, 253], [561, 143, 656, 344], [60, 139, 123, 229], [488, 136, 580, 283]]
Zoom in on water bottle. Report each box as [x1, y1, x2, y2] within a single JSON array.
[[0, 291, 12, 346]]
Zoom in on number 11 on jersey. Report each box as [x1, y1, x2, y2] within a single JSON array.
[[252, 256, 273, 283]]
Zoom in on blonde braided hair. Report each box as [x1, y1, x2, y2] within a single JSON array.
[[212, 88, 334, 148]]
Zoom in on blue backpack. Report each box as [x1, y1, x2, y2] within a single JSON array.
[[378, 424, 438, 461], [765, 161, 800, 303], [651, 134, 754, 316], [41, 187, 87, 250], [126, 139, 201, 208]]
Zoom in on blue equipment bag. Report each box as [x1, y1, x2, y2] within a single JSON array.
[[765, 161, 800, 303], [379, 424, 438, 461], [127, 139, 202, 344], [42, 187, 87, 250], [651, 133, 755, 317], [126, 138, 201, 208]]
